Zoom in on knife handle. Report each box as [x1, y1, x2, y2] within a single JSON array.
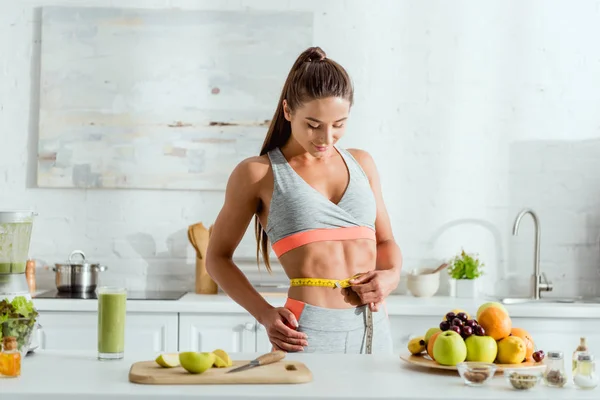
[[256, 350, 286, 366]]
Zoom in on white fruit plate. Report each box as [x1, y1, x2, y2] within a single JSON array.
[[400, 353, 546, 374]]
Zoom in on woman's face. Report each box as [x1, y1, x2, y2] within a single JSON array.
[[283, 96, 350, 157]]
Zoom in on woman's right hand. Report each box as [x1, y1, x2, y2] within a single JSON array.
[[259, 307, 308, 352]]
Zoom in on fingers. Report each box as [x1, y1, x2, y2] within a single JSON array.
[[271, 338, 304, 352], [351, 278, 381, 294], [370, 302, 380, 312], [350, 286, 383, 304], [271, 331, 308, 348], [341, 288, 363, 306], [274, 319, 308, 340], [349, 271, 376, 284], [279, 308, 299, 329]]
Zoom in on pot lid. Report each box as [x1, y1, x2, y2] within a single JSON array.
[[55, 250, 99, 267]]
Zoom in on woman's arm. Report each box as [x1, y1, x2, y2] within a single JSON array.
[[206, 157, 308, 351], [205, 158, 273, 319], [345, 149, 403, 310]]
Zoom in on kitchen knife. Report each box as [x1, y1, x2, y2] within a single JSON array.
[[227, 350, 286, 374]]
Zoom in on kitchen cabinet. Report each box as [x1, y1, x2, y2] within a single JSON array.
[[511, 317, 600, 356], [388, 315, 434, 354], [36, 311, 178, 354], [178, 313, 257, 353], [255, 323, 274, 353]]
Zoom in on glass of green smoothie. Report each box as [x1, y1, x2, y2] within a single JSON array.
[[97, 287, 127, 360]]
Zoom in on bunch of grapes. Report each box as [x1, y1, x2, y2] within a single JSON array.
[[439, 312, 485, 339]]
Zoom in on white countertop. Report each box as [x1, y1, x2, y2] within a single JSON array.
[[31, 292, 600, 319], [1, 350, 597, 400]]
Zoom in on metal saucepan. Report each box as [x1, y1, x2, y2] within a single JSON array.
[[53, 250, 107, 293]]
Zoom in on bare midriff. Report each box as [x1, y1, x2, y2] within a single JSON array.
[[278, 238, 377, 309]]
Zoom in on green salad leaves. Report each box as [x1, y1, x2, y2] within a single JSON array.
[[0, 296, 39, 350]]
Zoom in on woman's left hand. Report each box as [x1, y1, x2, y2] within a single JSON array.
[[342, 270, 399, 312]]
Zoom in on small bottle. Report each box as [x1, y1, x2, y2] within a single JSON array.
[[26, 259, 36, 294], [0, 336, 21, 377], [573, 337, 588, 372], [573, 353, 598, 389], [543, 351, 567, 388]]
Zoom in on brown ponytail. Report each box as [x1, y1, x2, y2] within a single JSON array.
[[254, 46, 354, 272]]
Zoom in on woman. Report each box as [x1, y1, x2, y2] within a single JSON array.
[[206, 46, 402, 354]]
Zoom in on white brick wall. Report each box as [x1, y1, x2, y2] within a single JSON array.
[[1, 0, 600, 297]]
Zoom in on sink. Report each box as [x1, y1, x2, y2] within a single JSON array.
[[498, 297, 600, 305]]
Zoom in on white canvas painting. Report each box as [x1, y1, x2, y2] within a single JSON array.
[[37, 7, 314, 190]]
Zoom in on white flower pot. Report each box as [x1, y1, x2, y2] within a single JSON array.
[[454, 279, 479, 298]]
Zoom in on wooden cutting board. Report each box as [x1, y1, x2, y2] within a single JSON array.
[[129, 359, 313, 385]]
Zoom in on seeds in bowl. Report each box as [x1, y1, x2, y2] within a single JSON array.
[[508, 372, 539, 390]]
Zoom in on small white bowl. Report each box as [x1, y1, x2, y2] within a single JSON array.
[[406, 268, 440, 297]]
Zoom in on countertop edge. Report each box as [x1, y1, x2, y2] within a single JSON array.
[[31, 292, 600, 318]]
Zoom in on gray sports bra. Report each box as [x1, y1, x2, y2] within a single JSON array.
[[265, 146, 377, 257]]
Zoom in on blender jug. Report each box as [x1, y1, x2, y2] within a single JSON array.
[[0, 211, 37, 297]]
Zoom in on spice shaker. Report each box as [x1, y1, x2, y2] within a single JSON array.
[[573, 353, 598, 390], [572, 337, 588, 372], [543, 351, 567, 388]]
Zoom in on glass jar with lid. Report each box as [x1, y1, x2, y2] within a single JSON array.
[[573, 353, 598, 389], [543, 351, 567, 388]]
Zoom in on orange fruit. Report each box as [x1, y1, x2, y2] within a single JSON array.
[[478, 306, 512, 341], [427, 331, 442, 360], [510, 327, 535, 361]]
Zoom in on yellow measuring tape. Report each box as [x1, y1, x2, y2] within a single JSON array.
[[289, 273, 364, 289], [289, 272, 373, 353]]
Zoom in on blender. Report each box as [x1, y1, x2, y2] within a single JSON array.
[[0, 211, 37, 301]]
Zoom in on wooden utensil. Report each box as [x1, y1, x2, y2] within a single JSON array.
[[429, 263, 449, 274], [188, 222, 218, 294], [227, 351, 286, 374]]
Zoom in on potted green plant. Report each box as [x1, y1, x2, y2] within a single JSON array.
[[447, 249, 484, 298]]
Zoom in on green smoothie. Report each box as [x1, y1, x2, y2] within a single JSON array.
[[0, 222, 33, 273], [97, 288, 127, 358]]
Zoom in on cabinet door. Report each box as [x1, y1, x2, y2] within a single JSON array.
[[510, 318, 600, 358], [256, 322, 274, 353], [179, 313, 256, 353], [36, 312, 178, 354], [389, 315, 437, 354]]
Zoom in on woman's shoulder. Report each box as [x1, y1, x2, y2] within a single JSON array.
[[228, 154, 271, 185], [344, 148, 377, 173]]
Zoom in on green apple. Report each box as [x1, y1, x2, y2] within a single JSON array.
[[465, 335, 498, 363], [432, 331, 467, 366], [424, 327, 442, 346], [179, 352, 216, 374], [476, 302, 508, 321]]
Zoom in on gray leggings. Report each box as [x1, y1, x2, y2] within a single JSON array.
[[285, 298, 394, 354]]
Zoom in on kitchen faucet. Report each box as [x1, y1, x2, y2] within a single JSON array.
[[512, 208, 553, 300]]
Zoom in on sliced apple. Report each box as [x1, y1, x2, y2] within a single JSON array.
[[212, 349, 233, 367], [179, 352, 216, 374], [155, 353, 180, 368]]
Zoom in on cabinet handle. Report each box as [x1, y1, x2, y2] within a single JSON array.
[[244, 322, 255, 331]]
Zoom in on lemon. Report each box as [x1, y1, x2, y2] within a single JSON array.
[[155, 353, 180, 368]]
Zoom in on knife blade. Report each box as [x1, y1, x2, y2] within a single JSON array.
[[227, 350, 286, 374]]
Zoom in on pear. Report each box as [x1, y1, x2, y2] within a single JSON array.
[[155, 353, 180, 368], [212, 349, 233, 368], [179, 352, 217, 374]]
